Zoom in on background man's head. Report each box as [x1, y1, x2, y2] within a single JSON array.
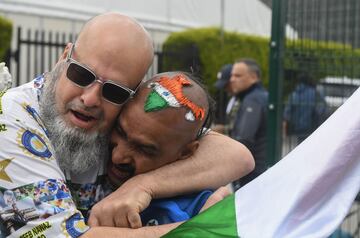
[[39, 12, 154, 174], [230, 58, 261, 95], [214, 64, 233, 93], [108, 72, 212, 187]]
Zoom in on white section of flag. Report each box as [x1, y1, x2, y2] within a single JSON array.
[[235, 87, 360, 237], [165, 87, 360, 238]]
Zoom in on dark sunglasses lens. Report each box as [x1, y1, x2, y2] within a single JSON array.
[[67, 63, 95, 87], [102, 83, 131, 105]]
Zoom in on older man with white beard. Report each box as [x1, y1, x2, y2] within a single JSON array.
[[39, 62, 110, 175], [0, 12, 254, 237]]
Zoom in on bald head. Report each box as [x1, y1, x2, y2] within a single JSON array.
[[75, 12, 154, 89], [130, 72, 210, 141], [79, 12, 152, 50]]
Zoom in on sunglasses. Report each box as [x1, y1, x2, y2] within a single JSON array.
[[65, 44, 136, 105]]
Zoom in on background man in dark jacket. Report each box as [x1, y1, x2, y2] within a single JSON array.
[[215, 58, 268, 190]]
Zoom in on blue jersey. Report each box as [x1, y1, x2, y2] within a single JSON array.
[[141, 190, 213, 226]]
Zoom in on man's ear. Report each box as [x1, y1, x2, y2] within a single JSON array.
[[179, 140, 200, 160], [58, 43, 72, 62], [250, 71, 258, 82]]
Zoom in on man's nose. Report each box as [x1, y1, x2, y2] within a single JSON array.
[[110, 134, 133, 164], [112, 146, 133, 165], [80, 83, 102, 107]]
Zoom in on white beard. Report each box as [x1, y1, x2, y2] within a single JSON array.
[[39, 63, 109, 174]]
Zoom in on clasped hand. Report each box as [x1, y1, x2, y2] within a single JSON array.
[[88, 175, 153, 228]]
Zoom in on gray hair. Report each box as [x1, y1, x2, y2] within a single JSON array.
[[235, 58, 261, 80]]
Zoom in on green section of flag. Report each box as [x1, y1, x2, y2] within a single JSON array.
[[144, 91, 169, 112], [162, 194, 239, 238]]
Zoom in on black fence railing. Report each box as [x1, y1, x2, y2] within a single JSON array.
[[10, 27, 76, 86], [5, 27, 186, 86], [271, 0, 360, 236]]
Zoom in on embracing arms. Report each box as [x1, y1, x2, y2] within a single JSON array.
[[89, 132, 254, 227], [83, 187, 231, 237], [140, 131, 254, 197]]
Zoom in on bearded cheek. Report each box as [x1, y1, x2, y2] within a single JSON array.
[[98, 119, 111, 135], [56, 99, 70, 117]]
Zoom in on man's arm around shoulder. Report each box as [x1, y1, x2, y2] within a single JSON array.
[[89, 131, 254, 228], [144, 131, 254, 197]]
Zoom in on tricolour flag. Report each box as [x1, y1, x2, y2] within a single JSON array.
[[164, 87, 360, 237]]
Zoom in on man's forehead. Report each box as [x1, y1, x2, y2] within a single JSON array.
[[71, 45, 143, 91], [121, 90, 193, 134], [119, 102, 178, 149]]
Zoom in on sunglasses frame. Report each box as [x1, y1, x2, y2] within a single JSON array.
[[65, 43, 136, 106]]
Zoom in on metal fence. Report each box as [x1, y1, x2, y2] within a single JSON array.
[[281, 0, 360, 156], [4, 27, 168, 86], [5, 27, 76, 86], [269, 0, 360, 236]]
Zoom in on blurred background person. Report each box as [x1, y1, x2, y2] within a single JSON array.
[[215, 58, 268, 191], [283, 72, 327, 144], [212, 64, 233, 134]]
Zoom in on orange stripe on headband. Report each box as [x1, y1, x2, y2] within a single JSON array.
[[158, 74, 205, 120]]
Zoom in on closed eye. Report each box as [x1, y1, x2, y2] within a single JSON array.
[[115, 124, 127, 139], [135, 145, 158, 158]]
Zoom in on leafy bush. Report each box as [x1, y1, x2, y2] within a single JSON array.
[[162, 27, 360, 97], [162, 27, 270, 95], [0, 16, 12, 62]]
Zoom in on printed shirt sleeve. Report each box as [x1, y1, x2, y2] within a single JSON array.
[[0, 86, 89, 237]]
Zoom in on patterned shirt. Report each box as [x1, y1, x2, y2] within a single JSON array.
[[0, 76, 90, 237]]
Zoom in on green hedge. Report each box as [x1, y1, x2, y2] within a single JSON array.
[[0, 16, 12, 62], [162, 27, 360, 96], [162, 27, 270, 95], [283, 39, 360, 96], [284, 39, 360, 78]]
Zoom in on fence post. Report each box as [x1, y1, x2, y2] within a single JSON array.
[[15, 27, 21, 86], [4, 49, 11, 70], [157, 51, 163, 73], [267, 0, 286, 166]]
